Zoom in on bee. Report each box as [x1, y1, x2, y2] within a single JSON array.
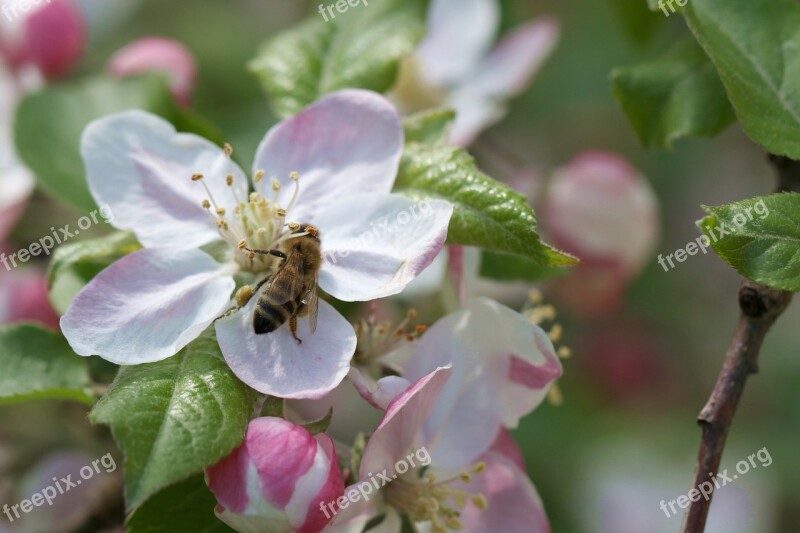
[[244, 224, 322, 343]]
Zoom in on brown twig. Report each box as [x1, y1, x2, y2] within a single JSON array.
[[681, 154, 799, 531]]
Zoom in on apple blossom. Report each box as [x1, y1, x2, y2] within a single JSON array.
[[0, 269, 60, 329], [391, 0, 559, 147], [332, 364, 553, 532], [108, 37, 197, 107], [0, 0, 86, 80], [206, 417, 345, 533], [541, 151, 659, 315], [60, 89, 453, 399]]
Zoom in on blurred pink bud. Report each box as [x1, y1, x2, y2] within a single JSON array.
[[0, 268, 60, 329], [542, 151, 659, 315], [206, 417, 344, 533], [0, 0, 87, 79], [108, 37, 197, 107]]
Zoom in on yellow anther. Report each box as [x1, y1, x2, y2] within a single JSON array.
[[224, 143, 233, 156], [459, 471, 472, 483], [238, 240, 247, 249], [472, 462, 486, 474], [471, 494, 488, 510], [226, 174, 234, 186], [271, 178, 281, 191], [528, 289, 543, 304], [191, 173, 204, 181], [558, 346, 572, 359], [216, 208, 226, 216], [407, 309, 418, 320], [202, 199, 211, 209], [287, 222, 300, 231], [549, 324, 563, 343], [254, 169, 265, 183], [289, 171, 299, 181], [276, 208, 286, 217]]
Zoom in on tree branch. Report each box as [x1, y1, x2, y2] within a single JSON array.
[[681, 154, 798, 532]]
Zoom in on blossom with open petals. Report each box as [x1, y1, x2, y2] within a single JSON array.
[[60, 89, 453, 399], [391, 0, 559, 146], [331, 365, 553, 532], [207, 417, 344, 533]]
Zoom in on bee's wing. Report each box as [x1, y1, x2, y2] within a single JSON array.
[[305, 275, 319, 334], [265, 250, 305, 305]]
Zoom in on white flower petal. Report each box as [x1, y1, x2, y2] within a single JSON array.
[[216, 297, 356, 399], [82, 110, 248, 249], [402, 298, 562, 472], [61, 247, 236, 364], [348, 368, 410, 411], [416, 0, 499, 86], [316, 194, 453, 301], [252, 90, 403, 223]]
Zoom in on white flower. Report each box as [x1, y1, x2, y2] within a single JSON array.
[[61, 89, 453, 399]]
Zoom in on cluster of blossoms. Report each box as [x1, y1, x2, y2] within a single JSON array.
[[48, 0, 572, 530], [58, 86, 563, 531]]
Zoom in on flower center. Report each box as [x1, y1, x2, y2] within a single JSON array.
[[390, 56, 448, 114], [191, 147, 308, 273], [383, 463, 488, 532], [354, 308, 427, 370]]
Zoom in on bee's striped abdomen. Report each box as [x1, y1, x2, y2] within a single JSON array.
[[253, 298, 300, 335]]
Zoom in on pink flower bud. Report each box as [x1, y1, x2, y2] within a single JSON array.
[[107, 37, 197, 107], [0, 0, 86, 79], [206, 417, 344, 533], [0, 269, 60, 330], [542, 151, 659, 315]]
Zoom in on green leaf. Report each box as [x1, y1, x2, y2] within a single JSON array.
[[402, 108, 456, 145], [683, 0, 800, 158], [611, 38, 735, 148], [0, 324, 93, 405], [90, 329, 254, 511], [126, 475, 233, 533], [301, 408, 333, 436], [394, 143, 577, 266], [14, 75, 174, 212], [697, 193, 800, 291], [250, 0, 428, 118], [480, 251, 570, 282], [606, 0, 664, 44], [48, 232, 142, 314], [14, 75, 224, 212]]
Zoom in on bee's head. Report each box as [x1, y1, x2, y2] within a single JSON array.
[[296, 224, 320, 240]]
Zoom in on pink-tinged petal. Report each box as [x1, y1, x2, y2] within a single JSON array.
[[216, 297, 356, 399], [207, 417, 345, 533], [0, 270, 60, 329], [488, 429, 526, 471], [0, 171, 33, 241], [458, 450, 550, 533], [469, 18, 559, 100], [108, 37, 196, 107], [446, 18, 559, 147], [543, 151, 658, 276], [402, 298, 562, 471], [416, 0, 499, 86], [348, 367, 410, 411], [316, 194, 453, 301], [61, 247, 235, 364], [253, 90, 402, 223], [359, 366, 452, 480], [19, 0, 86, 79], [82, 110, 248, 250]]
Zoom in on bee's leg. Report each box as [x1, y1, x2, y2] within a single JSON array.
[[289, 315, 302, 344], [244, 247, 287, 259], [215, 275, 272, 323]]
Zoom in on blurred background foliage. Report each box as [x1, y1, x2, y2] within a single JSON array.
[[2, 0, 798, 531]]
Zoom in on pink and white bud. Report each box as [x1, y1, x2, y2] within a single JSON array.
[[0, 0, 86, 79], [108, 37, 197, 107], [0, 269, 61, 330], [542, 151, 659, 315], [206, 417, 344, 533]]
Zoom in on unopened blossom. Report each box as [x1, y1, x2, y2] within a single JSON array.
[[60, 89, 453, 399], [0, 0, 86, 80], [207, 417, 344, 533], [391, 0, 559, 146], [541, 151, 659, 315], [0, 269, 60, 329], [108, 37, 197, 106], [331, 365, 553, 532]]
